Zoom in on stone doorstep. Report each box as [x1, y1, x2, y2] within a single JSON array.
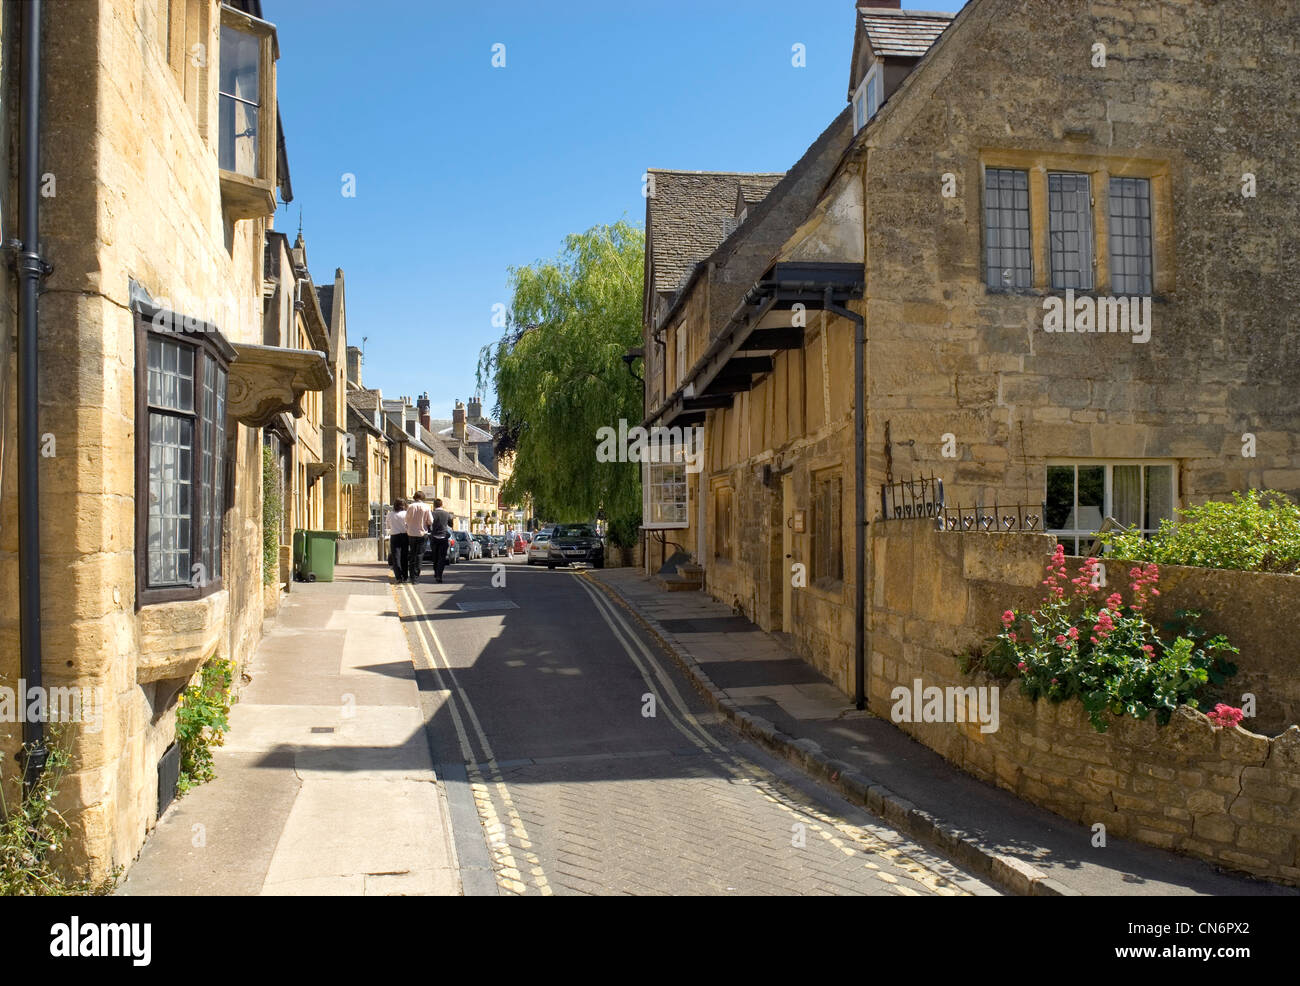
[[583, 571, 1068, 898]]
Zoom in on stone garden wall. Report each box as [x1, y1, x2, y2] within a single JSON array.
[[868, 525, 1300, 885]]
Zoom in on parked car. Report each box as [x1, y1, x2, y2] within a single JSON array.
[[453, 529, 478, 560], [474, 534, 498, 558], [546, 523, 604, 569], [508, 532, 527, 555], [526, 532, 552, 565]]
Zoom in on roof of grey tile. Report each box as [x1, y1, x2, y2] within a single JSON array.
[[315, 285, 334, 328], [859, 7, 954, 59], [646, 170, 785, 296]]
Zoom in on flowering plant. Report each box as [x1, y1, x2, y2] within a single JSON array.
[[967, 545, 1238, 733], [1206, 704, 1245, 729]]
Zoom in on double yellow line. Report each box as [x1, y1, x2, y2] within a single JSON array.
[[398, 581, 552, 896]]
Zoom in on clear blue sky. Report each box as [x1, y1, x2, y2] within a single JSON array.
[[271, 0, 966, 417]]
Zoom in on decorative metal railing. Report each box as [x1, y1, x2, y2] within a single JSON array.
[[934, 502, 1047, 533], [879, 474, 944, 521]]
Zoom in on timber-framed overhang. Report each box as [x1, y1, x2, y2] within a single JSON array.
[[645, 261, 863, 429]]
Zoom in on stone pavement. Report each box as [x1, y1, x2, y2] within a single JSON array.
[[120, 566, 460, 896], [588, 568, 1299, 897]]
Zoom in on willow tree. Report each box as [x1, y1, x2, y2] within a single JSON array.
[[478, 220, 645, 545]]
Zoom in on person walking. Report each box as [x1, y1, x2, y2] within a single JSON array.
[[428, 498, 454, 583], [405, 491, 434, 583], [388, 498, 409, 582]]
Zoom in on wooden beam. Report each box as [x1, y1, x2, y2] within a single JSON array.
[[704, 376, 755, 396], [738, 328, 804, 351], [682, 394, 734, 410]]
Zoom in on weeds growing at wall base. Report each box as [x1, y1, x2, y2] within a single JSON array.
[[0, 734, 119, 895]]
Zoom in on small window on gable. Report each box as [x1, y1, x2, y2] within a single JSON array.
[[852, 64, 883, 135], [984, 168, 1032, 290]]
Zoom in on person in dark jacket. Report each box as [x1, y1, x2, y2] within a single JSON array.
[[428, 497, 455, 584]]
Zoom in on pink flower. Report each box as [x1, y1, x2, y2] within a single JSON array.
[[1055, 634, 1067, 644], [1002, 610, 1015, 627], [1016, 661, 1027, 671], [1008, 632, 1018, 642], [1142, 644, 1154, 655], [1206, 704, 1245, 729], [1067, 627, 1079, 640]]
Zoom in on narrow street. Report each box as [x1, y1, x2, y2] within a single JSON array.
[[395, 554, 995, 897]]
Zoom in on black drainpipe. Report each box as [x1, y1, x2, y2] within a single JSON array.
[[826, 288, 867, 711], [15, 0, 50, 790]]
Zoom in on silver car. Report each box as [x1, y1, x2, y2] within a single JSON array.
[[526, 532, 551, 565]]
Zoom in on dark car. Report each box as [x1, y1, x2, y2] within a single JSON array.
[[474, 534, 497, 558], [546, 523, 604, 569], [452, 530, 475, 561], [422, 531, 461, 564]]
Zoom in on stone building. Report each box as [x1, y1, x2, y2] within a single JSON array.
[[315, 267, 354, 539], [0, 0, 328, 878], [384, 395, 440, 504], [432, 398, 507, 531], [344, 358, 391, 540], [642, 0, 1300, 699], [261, 229, 334, 577]]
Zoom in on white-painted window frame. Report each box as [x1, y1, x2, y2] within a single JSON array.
[[1045, 458, 1178, 554]]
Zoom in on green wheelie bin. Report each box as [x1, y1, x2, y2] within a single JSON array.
[[293, 529, 340, 582]]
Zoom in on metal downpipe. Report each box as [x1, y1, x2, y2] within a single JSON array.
[[16, 0, 49, 790]]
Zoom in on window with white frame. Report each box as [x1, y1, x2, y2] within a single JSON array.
[[1046, 461, 1176, 554], [851, 64, 882, 135], [643, 455, 689, 530]]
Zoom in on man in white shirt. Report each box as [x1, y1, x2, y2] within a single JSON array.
[[405, 491, 434, 582], [388, 499, 409, 582]]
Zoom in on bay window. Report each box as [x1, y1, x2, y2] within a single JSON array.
[[136, 304, 235, 604], [218, 4, 278, 218]]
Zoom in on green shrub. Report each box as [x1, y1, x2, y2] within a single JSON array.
[[0, 736, 119, 895], [1098, 489, 1300, 574], [175, 658, 234, 795], [965, 546, 1238, 733], [263, 445, 282, 585]]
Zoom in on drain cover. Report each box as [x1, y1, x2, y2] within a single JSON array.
[[456, 600, 520, 612]]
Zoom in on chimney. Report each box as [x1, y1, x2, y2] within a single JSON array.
[[468, 395, 483, 424], [417, 392, 431, 433], [346, 346, 363, 387], [453, 400, 466, 442]]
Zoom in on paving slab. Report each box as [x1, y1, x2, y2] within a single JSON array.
[[120, 565, 461, 896]]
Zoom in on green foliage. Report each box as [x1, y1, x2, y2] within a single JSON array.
[[263, 445, 282, 585], [965, 547, 1238, 733], [1098, 489, 1300, 574], [175, 658, 234, 795], [0, 735, 119, 895], [478, 221, 645, 547]]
